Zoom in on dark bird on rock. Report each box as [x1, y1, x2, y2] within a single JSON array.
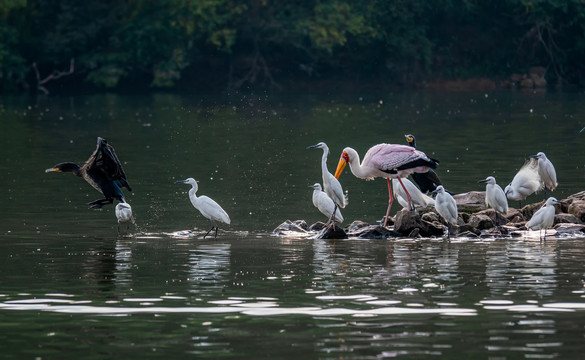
[[45, 137, 132, 208], [404, 134, 444, 194]]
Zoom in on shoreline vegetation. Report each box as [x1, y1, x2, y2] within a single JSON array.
[[2, 1, 585, 94]]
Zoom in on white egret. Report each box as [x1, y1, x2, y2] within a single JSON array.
[[504, 158, 543, 206], [307, 142, 348, 224], [309, 183, 343, 223], [115, 202, 135, 236], [478, 176, 508, 226], [175, 178, 231, 239], [526, 197, 561, 240], [391, 178, 434, 210], [404, 134, 444, 193], [334, 143, 438, 227], [433, 185, 458, 238], [530, 152, 558, 195]]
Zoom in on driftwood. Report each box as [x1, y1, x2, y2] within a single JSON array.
[[32, 58, 75, 94]]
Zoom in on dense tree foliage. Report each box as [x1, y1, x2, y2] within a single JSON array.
[[1, 0, 585, 93]]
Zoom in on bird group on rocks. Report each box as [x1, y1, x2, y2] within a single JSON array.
[[291, 134, 576, 240]]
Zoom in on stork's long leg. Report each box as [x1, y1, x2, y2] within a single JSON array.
[[396, 177, 413, 211], [383, 178, 394, 228]]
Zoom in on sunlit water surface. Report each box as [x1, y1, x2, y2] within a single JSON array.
[[1, 91, 585, 358]]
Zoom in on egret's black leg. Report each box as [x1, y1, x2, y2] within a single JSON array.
[[327, 204, 339, 226], [204, 227, 214, 239], [214, 227, 219, 238]]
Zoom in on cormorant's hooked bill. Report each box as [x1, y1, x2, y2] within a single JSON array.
[[45, 137, 132, 209]]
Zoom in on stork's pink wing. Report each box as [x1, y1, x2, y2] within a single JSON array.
[[363, 143, 431, 171]]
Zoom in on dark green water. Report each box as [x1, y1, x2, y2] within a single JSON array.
[[1, 91, 585, 359]]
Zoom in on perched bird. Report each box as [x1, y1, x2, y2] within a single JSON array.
[[479, 176, 508, 226], [505, 158, 544, 206], [391, 178, 434, 210], [526, 197, 561, 240], [529, 152, 558, 195], [404, 134, 444, 193], [433, 185, 458, 238], [334, 143, 438, 227], [45, 137, 132, 208], [175, 178, 231, 239], [307, 142, 348, 224], [115, 202, 135, 236], [309, 183, 343, 223]]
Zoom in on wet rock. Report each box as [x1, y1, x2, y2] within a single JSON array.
[[568, 200, 585, 223], [347, 220, 370, 233], [273, 220, 309, 235], [453, 191, 486, 213], [476, 209, 508, 226], [505, 208, 525, 223], [467, 213, 494, 230], [555, 213, 582, 225], [309, 221, 327, 231], [457, 224, 481, 236], [348, 225, 401, 239], [317, 224, 347, 239], [393, 209, 443, 237], [553, 223, 585, 234]]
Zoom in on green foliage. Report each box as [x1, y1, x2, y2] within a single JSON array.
[[2, 0, 585, 92]]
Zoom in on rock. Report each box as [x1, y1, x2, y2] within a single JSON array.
[[568, 200, 585, 223], [457, 224, 481, 236], [553, 223, 585, 234], [468, 214, 494, 230], [453, 191, 486, 213], [348, 225, 401, 239], [317, 224, 347, 239], [421, 212, 440, 223], [347, 220, 370, 233], [505, 208, 525, 223], [309, 222, 327, 231], [273, 220, 309, 235], [555, 213, 582, 225], [393, 209, 444, 237]]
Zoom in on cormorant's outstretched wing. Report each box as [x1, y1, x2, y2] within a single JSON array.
[[85, 137, 132, 191]]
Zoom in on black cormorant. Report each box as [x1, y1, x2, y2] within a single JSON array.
[[45, 137, 132, 208], [404, 134, 444, 194]]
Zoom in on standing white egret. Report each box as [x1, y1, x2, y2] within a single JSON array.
[[504, 158, 543, 206], [175, 178, 231, 239], [307, 142, 348, 224], [334, 143, 438, 227], [115, 202, 135, 236], [309, 183, 344, 223], [433, 185, 458, 238], [526, 197, 561, 240], [479, 176, 508, 226], [391, 178, 434, 210], [529, 152, 558, 195]]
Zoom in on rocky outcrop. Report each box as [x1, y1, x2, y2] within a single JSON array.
[[273, 191, 585, 239]]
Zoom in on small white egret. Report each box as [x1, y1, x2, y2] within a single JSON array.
[[530, 152, 558, 195], [115, 202, 135, 236], [307, 142, 348, 224], [175, 178, 231, 239], [526, 197, 561, 240], [309, 183, 343, 223], [433, 185, 458, 238], [404, 134, 444, 193], [334, 143, 438, 227], [478, 176, 508, 226], [504, 158, 543, 206], [391, 178, 434, 210]]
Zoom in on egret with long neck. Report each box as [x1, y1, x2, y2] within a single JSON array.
[[175, 178, 231, 239]]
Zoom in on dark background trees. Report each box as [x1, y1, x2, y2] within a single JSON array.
[[1, 0, 584, 93]]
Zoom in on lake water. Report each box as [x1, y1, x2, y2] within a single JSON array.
[[1, 90, 585, 358]]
